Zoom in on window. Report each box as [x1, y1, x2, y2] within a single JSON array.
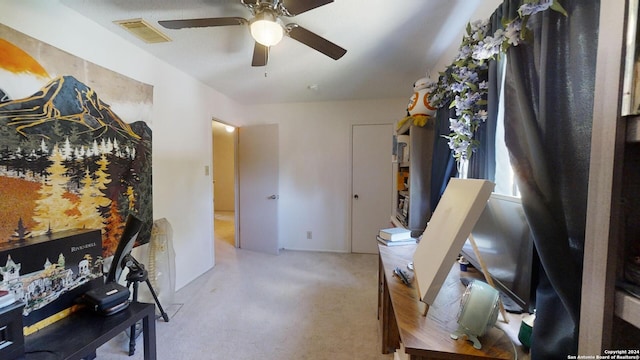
[[492, 56, 519, 197]]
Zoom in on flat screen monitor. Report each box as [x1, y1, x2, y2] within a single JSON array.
[[106, 214, 143, 283], [460, 193, 538, 313]]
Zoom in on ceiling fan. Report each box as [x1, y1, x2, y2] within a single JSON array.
[[158, 0, 347, 67]]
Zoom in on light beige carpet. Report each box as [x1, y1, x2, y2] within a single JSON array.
[[214, 211, 235, 247], [96, 233, 392, 359]]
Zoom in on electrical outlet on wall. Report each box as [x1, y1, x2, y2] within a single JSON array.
[[306, 231, 312, 240]]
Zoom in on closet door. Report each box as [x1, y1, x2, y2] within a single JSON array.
[[238, 124, 279, 254], [351, 124, 393, 254]]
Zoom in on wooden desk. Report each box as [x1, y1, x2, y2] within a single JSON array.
[[378, 244, 516, 360], [22, 302, 156, 360]]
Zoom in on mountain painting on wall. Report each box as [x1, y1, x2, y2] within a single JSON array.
[[0, 24, 153, 258]]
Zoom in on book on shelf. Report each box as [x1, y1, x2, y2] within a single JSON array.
[[379, 227, 412, 241], [395, 212, 407, 226], [377, 235, 416, 247]]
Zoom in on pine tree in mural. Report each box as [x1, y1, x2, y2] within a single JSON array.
[[61, 137, 73, 160], [102, 200, 124, 256], [10, 217, 30, 241], [91, 140, 100, 158], [32, 139, 52, 178], [94, 154, 112, 208], [32, 144, 77, 234], [126, 186, 136, 211], [75, 168, 108, 231]]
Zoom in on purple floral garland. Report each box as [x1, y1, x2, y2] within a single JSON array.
[[426, 0, 567, 162]]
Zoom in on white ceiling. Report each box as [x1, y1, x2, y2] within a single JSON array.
[[61, 0, 500, 105]]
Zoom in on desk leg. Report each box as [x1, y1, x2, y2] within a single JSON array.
[[379, 257, 400, 354], [129, 321, 137, 356], [142, 311, 157, 360]]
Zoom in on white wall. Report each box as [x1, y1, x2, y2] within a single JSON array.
[[0, 0, 246, 290], [432, 0, 504, 73], [245, 98, 407, 252]]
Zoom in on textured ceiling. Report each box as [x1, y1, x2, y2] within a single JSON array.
[[61, 0, 501, 105]]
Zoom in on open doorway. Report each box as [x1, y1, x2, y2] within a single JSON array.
[[212, 120, 238, 249]]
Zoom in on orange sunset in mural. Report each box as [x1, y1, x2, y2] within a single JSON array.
[[0, 38, 49, 78]]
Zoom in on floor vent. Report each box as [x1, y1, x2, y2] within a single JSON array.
[[114, 18, 171, 44]]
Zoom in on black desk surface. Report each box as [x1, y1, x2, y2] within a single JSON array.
[[22, 302, 155, 360]]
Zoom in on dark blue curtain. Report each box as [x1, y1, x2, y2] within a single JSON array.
[[467, 5, 510, 181], [467, 93, 497, 180], [429, 108, 457, 212], [501, 1, 600, 358], [467, 65, 498, 180]]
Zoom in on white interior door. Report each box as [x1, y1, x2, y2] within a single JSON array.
[[351, 124, 393, 254], [238, 124, 279, 254]]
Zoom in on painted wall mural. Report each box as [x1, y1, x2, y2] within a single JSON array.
[[0, 24, 153, 258]]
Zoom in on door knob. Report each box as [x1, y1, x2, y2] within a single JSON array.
[[268, 195, 279, 200], [354, 194, 359, 199]]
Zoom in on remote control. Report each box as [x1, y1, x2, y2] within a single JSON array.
[[394, 266, 411, 286]]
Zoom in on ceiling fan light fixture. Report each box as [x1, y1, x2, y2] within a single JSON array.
[[250, 10, 283, 47]]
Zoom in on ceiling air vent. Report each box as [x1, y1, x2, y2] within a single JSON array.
[[114, 18, 171, 44]]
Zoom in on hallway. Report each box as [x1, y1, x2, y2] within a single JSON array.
[[214, 211, 235, 247]]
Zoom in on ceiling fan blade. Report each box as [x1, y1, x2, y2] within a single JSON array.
[[251, 43, 268, 67], [158, 17, 247, 29], [282, 0, 333, 15], [286, 24, 346, 60]]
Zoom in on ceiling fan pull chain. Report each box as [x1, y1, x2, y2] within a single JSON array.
[[264, 46, 269, 77]]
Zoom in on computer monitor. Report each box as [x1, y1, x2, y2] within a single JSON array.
[[460, 193, 538, 313], [106, 214, 143, 283]]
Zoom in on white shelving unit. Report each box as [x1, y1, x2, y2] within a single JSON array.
[[391, 120, 435, 237]]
